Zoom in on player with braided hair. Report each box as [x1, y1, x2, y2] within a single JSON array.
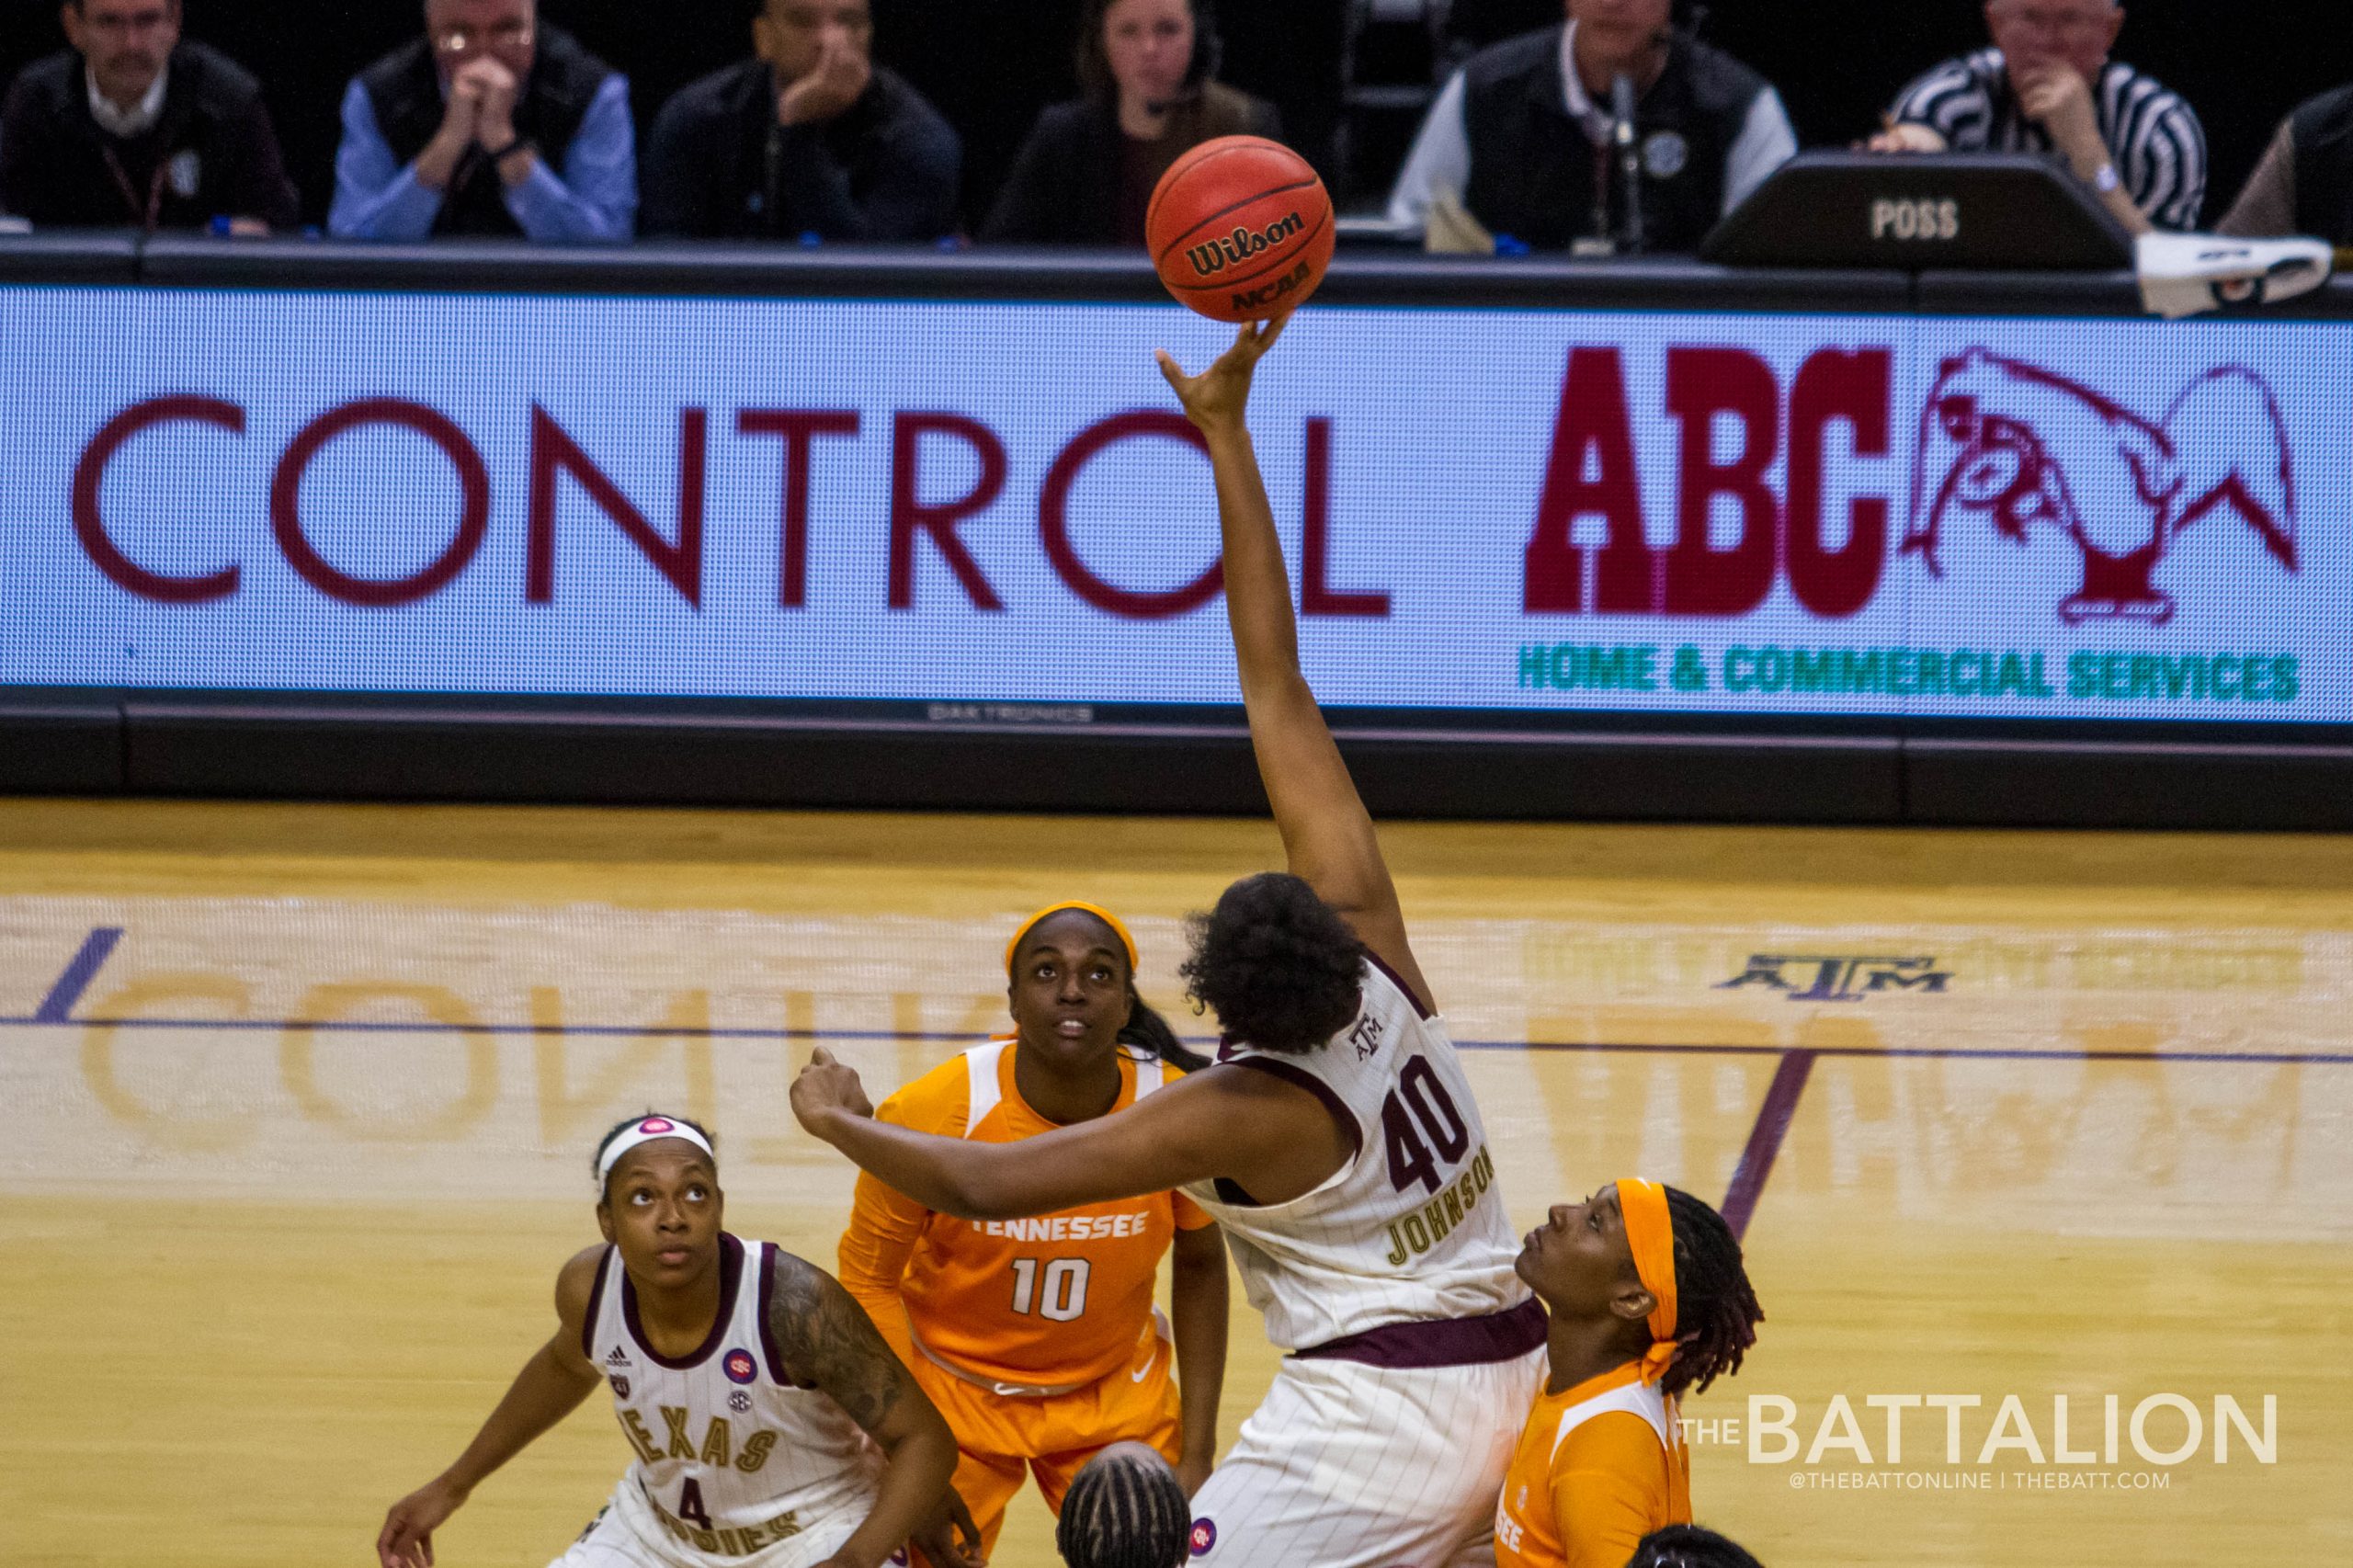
[[1492, 1180, 1762, 1568], [1054, 1441, 1194, 1568], [1629, 1523, 1767, 1568]]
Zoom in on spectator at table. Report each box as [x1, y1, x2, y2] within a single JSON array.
[[2218, 83, 2353, 244], [329, 0, 634, 243], [983, 0, 1280, 246], [1386, 0, 1794, 253], [0, 0, 298, 233], [641, 0, 960, 242], [1867, 0, 2204, 234]]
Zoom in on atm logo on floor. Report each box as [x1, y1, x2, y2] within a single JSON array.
[[1716, 954, 1951, 1001]]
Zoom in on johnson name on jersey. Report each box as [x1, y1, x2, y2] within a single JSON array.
[[1183, 957, 1527, 1349]]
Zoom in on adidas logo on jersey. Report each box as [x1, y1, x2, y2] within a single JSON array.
[[606, 1345, 631, 1368]]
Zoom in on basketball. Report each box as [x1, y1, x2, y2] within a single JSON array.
[[1147, 135, 1336, 324]]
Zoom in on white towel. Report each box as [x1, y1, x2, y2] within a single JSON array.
[[2137, 233, 2333, 319]]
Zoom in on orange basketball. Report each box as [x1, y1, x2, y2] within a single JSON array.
[[1147, 136, 1336, 324]]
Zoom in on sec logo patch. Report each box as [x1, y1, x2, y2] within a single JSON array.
[[724, 1348, 757, 1384], [1188, 1518, 1216, 1557]]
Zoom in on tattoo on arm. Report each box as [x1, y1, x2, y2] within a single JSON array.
[[766, 1255, 908, 1434]]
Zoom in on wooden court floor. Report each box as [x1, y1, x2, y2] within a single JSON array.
[[1, 799, 2347, 1567]]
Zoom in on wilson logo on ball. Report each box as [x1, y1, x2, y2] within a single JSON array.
[[1185, 211, 1306, 278]]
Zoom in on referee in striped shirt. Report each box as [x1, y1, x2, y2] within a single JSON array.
[[1865, 0, 2205, 233]]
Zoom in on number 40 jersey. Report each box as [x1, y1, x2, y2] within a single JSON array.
[[1182, 957, 1529, 1350]]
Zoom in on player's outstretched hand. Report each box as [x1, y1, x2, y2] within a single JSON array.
[[908, 1484, 989, 1568], [377, 1477, 467, 1568], [791, 1046, 876, 1140], [1155, 313, 1290, 438]]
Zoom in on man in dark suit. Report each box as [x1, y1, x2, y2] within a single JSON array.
[[642, 0, 961, 241], [0, 0, 298, 231]]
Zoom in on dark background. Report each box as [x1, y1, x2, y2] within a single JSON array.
[[2, 0, 2347, 228]]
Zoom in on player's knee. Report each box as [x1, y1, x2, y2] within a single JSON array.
[[1054, 1442, 1192, 1568]]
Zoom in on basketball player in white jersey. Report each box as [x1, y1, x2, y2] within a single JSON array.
[[375, 1114, 981, 1568], [791, 315, 1544, 1568]]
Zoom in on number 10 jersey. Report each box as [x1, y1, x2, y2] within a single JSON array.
[[1182, 956, 1529, 1350]]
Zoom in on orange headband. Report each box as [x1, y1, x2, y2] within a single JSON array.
[[1616, 1177, 1680, 1386], [1005, 902, 1140, 975]]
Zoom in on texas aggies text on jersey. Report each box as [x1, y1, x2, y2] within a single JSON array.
[[1182, 956, 1528, 1350], [585, 1233, 881, 1557], [839, 1041, 1213, 1391]]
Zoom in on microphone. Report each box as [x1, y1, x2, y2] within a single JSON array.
[[1612, 73, 1645, 254]]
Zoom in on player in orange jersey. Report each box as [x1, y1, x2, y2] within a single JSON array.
[[836, 902, 1230, 1561], [1494, 1181, 1762, 1568]]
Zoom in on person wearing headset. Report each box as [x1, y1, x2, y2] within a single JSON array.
[[983, 0, 1280, 245]]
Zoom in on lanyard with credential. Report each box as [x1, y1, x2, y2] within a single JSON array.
[[97, 143, 167, 232]]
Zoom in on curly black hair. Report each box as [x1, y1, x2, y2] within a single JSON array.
[[1631, 1525, 1767, 1568], [1178, 872, 1365, 1054], [591, 1111, 718, 1201], [1659, 1185, 1763, 1401]]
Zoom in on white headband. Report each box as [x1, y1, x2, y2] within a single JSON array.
[[597, 1116, 716, 1190]]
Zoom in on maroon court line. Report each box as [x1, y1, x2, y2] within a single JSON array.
[[1719, 1049, 1818, 1242]]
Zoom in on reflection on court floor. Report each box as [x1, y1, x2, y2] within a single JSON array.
[[0, 803, 2347, 1566]]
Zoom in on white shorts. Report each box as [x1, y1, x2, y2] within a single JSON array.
[[548, 1475, 862, 1568], [1185, 1346, 1544, 1568]]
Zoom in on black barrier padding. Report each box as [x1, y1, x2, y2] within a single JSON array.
[[123, 236, 1913, 313], [115, 701, 1903, 823], [1906, 738, 2353, 831], [0, 699, 123, 791], [0, 232, 141, 284]]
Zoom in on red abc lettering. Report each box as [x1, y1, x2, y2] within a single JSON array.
[[1662, 347, 1779, 616], [1525, 347, 1652, 614], [1786, 348, 1893, 619]]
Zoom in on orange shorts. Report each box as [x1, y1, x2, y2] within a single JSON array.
[[911, 1322, 1183, 1558]]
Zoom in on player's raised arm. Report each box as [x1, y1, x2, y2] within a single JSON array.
[[766, 1255, 981, 1568], [376, 1247, 608, 1568], [1155, 320, 1431, 1011], [793, 1045, 1348, 1221]]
